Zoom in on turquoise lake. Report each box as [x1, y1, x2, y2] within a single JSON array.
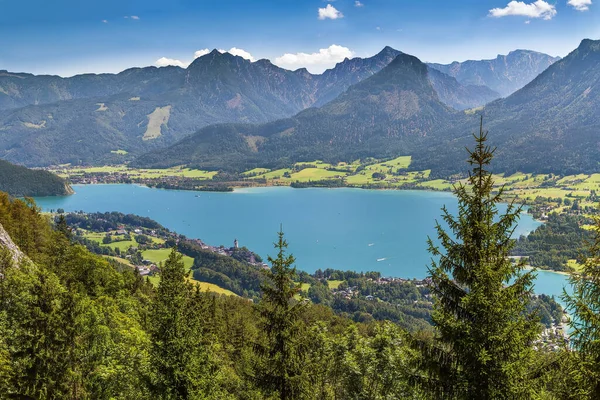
[[34, 184, 570, 300]]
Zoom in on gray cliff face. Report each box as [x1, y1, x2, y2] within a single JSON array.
[[427, 50, 560, 97], [0, 222, 25, 265]]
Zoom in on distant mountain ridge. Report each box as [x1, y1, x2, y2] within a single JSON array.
[[427, 68, 500, 111], [0, 46, 508, 166], [413, 39, 600, 176], [428, 50, 560, 97], [134, 53, 458, 171], [0, 67, 186, 111]]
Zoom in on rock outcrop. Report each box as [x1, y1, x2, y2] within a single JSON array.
[[0, 222, 25, 265]]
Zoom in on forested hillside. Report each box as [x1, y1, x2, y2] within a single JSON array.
[[414, 39, 600, 177], [0, 159, 71, 197]]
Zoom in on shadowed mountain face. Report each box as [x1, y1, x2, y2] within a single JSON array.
[[0, 159, 71, 197], [428, 50, 560, 97], [427, 68, 500, 110], [0, 47, 503, 167], [413, 39, 600, 176], [134, 53, 458, 171]]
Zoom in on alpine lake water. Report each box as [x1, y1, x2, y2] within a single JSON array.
[[34, 184, 570, 301]]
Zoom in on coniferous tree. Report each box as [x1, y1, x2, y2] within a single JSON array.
[[254, 228, 307, 400], [419, 118, 540, 399], [150, 248, 214, 399], [563, 212, 600, 398]]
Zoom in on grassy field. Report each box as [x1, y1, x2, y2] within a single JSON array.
[[142, 249, 237, 296], [83, 230, 164, 252], [83, 232, 137, 251], [291, 168, 345, 182], [327, 280, 344, 289], [242, 168, 270, 176], [419, 179, 454, 190], [187, 279, 238, 296], [51, 165, 217, 180], [567, 259, 584, 273], [53, 157, 600, 206], [251, 168, 293, 180], [104, 255, 134, 267], [299, 283, 311, 292], [417, 172, 600, 213], [142, 248, 194, 270]]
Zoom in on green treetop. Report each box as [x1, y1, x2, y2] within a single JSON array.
[[150, 248, 218, 399], [420, 117, 541, 399], [254, 228, 308, 400], [564, 211, 600, 398]]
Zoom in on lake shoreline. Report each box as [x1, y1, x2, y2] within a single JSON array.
[[33, 183, 568, 301], [45, 183, 542, 272]]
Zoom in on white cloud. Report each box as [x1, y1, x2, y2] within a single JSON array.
[[318, 4, 344, 20], [155, 57, 188, 68], [225, 47, 256, 61], [525, 19, 531, 23], [568, 0, 592, 11], [131, 15, 140, 20], [489, 1, 557, 20], [193, 49, 211, 58], [156, 47, 256, 68], [274, 44, 354, 72], [102, 19, 108, 23], [355, 1, 364, 7]]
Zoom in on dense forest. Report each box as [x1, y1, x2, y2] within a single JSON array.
[[0, 159, 71, 197], [1, 130, 600, 399], [513, 214, 592, 272]]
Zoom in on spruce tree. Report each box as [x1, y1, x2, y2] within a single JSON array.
[[150, 248, 212, 399], [563, 213, 600, 398], [254, 228, 307, 400], [421, 118, 540, 399]]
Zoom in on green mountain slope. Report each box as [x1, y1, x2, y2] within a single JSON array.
[[0, 159, 72, 197], [134, 53, 458, 170], [413, 39, 600, 176]]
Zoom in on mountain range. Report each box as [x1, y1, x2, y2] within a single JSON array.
[[134, 53, 461, 171], [137, 39, 600, 176], [1, 40, 590, 176], [414, 39, 600, 176], [0, 45, 554, 167], [427, 50, 560, 97]]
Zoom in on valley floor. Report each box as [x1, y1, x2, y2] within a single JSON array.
[[49, 156, 600, 216]]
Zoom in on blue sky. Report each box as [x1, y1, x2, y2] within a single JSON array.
[[0, 0, 598, 76]]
